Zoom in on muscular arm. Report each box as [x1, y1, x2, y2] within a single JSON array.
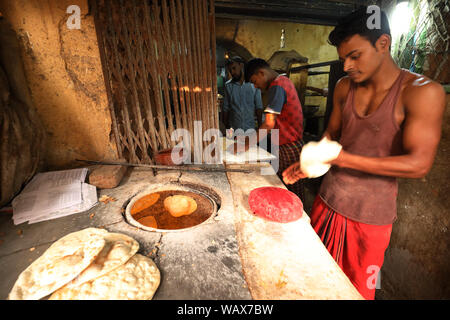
[[331, 79, 445, 178], [283, 76, 445, 184], [256, 112, 276, 142], [239, 113, 277, 144]]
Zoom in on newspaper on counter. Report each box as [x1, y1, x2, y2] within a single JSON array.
[[11, 168, 98, 225]]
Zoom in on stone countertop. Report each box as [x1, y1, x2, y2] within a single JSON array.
[[226, 162, 363, 300], [0, 167, 250, 300], [0, 164, 362, 300]]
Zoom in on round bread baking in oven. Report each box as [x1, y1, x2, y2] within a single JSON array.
[[163, 195, 197, 217]]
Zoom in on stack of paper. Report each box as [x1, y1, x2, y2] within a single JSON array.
[[12, 168, 98, 225]]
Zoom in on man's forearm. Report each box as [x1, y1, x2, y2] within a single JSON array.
[[234, 122, 272, 151], [256, 122, 272, 143], [233, 113, 276, 152], [322, 130, 339, 141], [332, 150, 432, 179]]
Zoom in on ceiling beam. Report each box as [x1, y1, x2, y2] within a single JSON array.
[[214, 0, 364, 25]]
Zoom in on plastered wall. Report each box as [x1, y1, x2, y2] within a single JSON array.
[[0, 0, 117, 169], [216, 18, 337, 114], [377, 94, 450, 299]]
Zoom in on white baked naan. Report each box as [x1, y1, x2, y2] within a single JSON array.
[[49, 254, 161, 300], [64, 232, 139, 288], [8, 228, 108, 300]]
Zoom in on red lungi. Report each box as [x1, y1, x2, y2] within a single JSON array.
[[309, 195, 392, 300]]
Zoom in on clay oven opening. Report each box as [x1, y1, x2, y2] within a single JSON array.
[[124, 183, 220, 232]]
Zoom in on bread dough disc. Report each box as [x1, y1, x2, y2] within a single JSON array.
[[163, 195, 197, 217], [138, 215, 158, 229], [64, 232, 139, 288], [131, 193, 160, 214], [49, 254, 161, 300], [8, 228, 108, 300], [248, 187, 303, 223], [300, 137, 342, 178]]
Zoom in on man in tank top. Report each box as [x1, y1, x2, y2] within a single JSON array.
[[282, 7, 445, 300]]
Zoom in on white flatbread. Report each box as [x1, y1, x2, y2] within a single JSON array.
[[164, 195, 197, 217], [49, 254, 161, 300], [8, 228, 108, 300], [300, 137, 342, 178], [64, 232, 139, 288]]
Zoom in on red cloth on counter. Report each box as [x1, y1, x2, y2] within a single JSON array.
[[309, 195, 392, 300]]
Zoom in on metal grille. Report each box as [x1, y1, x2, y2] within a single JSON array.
[[393, 0, 449, 82], [92, 0, 218, 164]]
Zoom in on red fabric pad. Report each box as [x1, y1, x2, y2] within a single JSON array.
[[248, 187, 303, 223]]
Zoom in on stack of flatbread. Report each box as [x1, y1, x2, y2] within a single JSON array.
[[8, 228, 160, 300]]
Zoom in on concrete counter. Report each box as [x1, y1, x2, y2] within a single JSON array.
[[226, 163, 363, 300], [0, 165, 362, 300]]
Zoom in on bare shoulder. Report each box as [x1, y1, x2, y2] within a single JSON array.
[[335, 75, 351, 91], [402, 71, 446, 111], [334, 76, 352, 102]]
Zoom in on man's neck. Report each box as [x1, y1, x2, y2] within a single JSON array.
[[232, 76, 244, 84], [362, 57, 402, 92], [267, 70, 279, 86]]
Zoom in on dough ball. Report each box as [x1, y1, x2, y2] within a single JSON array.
[[300, 137, 342, 178], [163, 195, 197, 217]]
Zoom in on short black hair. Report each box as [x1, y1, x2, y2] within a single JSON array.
[[225, 55, 245, 66], [245, 58, 270, 82], [328, 6, 391, 48]]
